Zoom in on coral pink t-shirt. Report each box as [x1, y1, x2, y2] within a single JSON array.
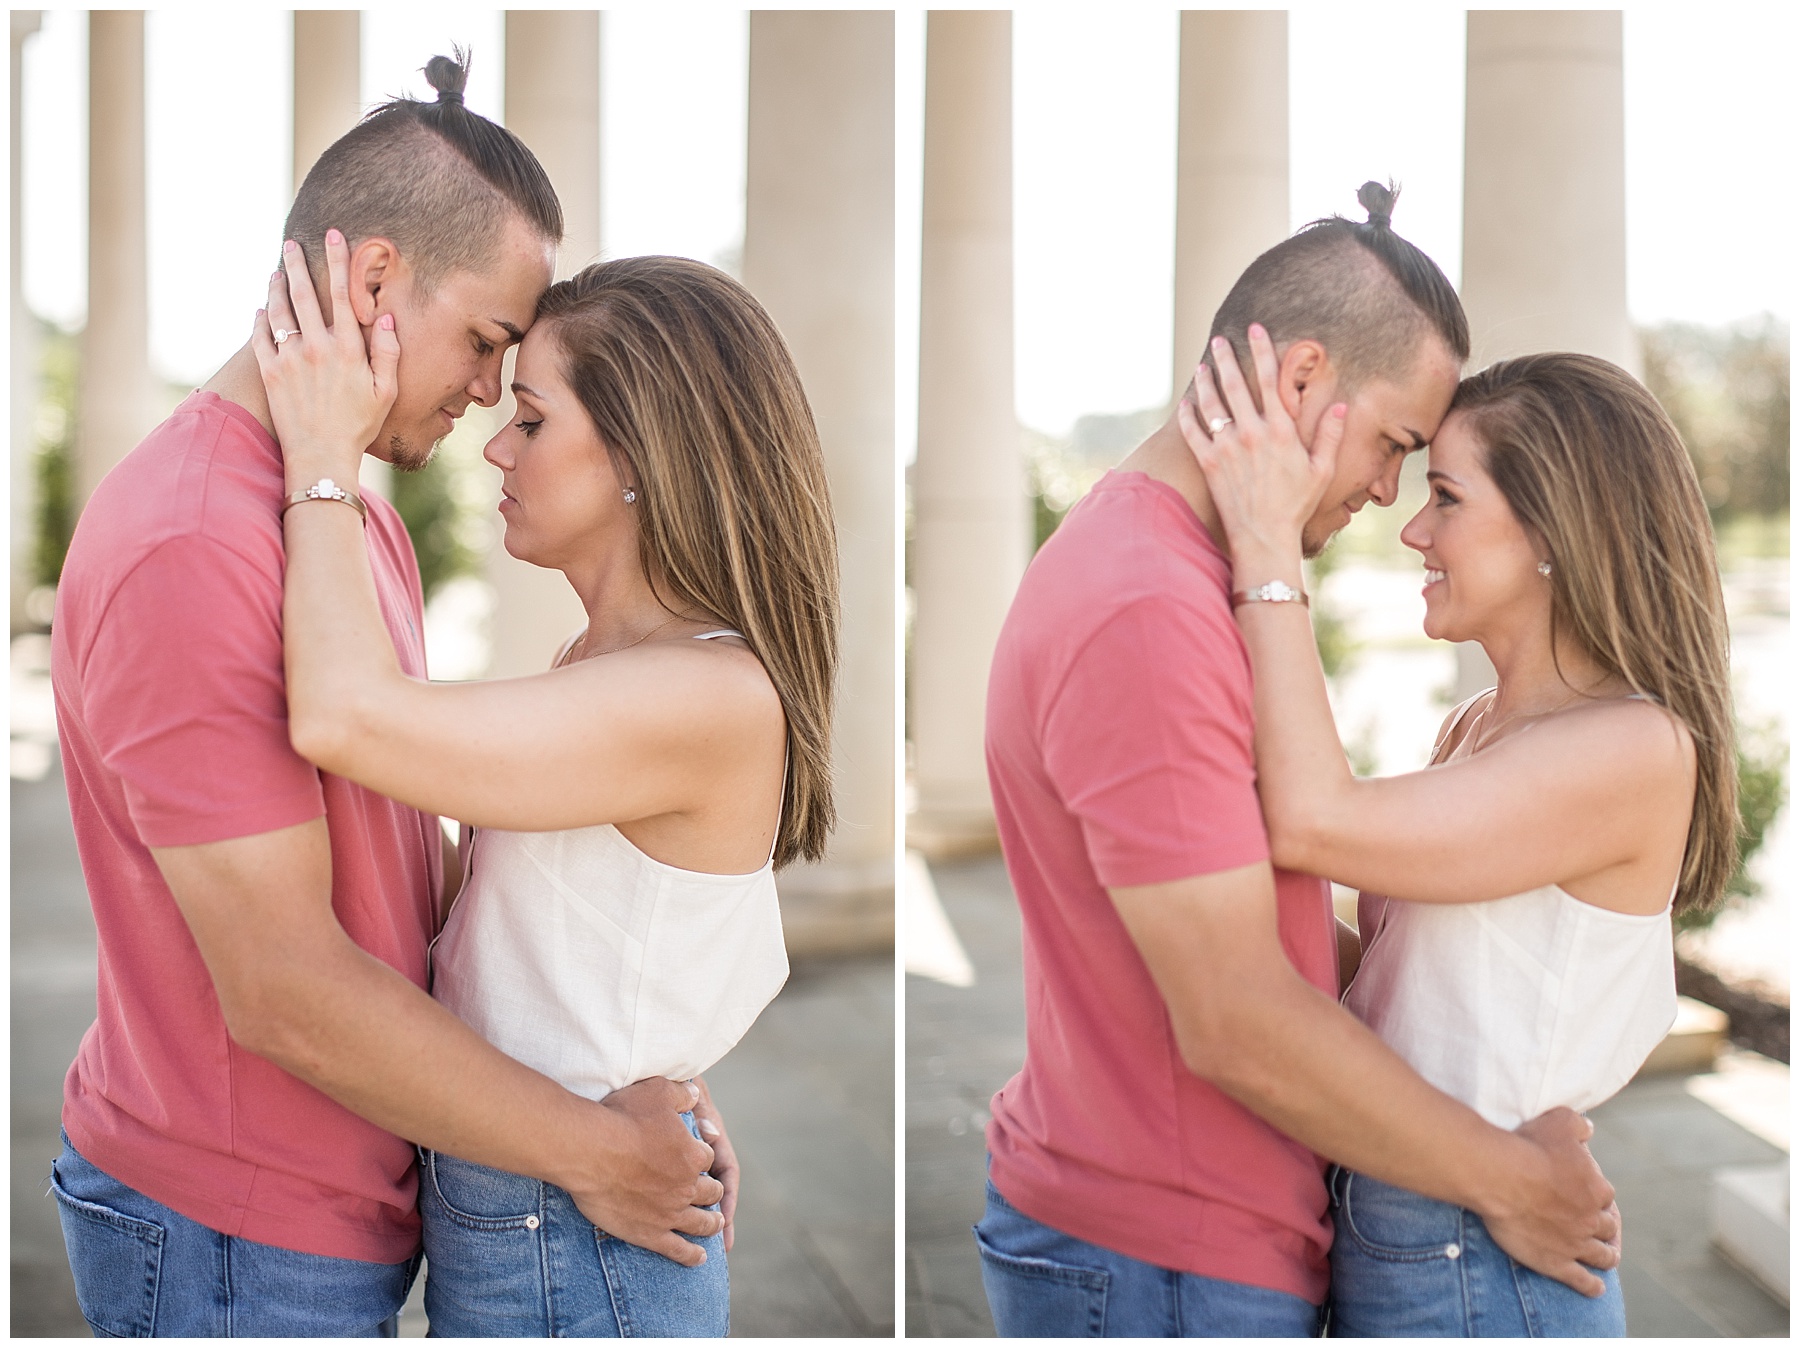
[[984, 470, 1338, 1304], [52, 391, 442, 1263]]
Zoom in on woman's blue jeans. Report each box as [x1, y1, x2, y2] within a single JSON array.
[[50, 1132, 417, 1337], [973, 1176, 1323, 1337], [1327, 1166, 1625, 1337], [419, 1112, 728, 1337]]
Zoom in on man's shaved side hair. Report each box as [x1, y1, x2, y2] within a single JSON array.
[[1207, 182, 1469, 392], [283, 51, 562, 296]]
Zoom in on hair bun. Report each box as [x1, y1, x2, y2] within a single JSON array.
[[1357, 179, 1399, 229], [423, 50, 470, 106]]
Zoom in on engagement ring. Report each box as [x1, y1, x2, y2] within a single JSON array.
[[1208, 416, 1232, 435]]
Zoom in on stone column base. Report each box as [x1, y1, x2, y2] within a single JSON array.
[[777, 857, 894, 958], [906, 806, 999, 862]]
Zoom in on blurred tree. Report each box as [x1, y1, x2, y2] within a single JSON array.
[[390, 454, 483, 602], [1640, 315, 1789, 520], [32, 326, 79, 592], [1676, 717, 1789, 934]]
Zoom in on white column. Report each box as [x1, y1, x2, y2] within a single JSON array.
[[78, 10, 155, 508], [744, 11, 894, 954], [908, 10, 1023, 859], [1171, 10, 1289, 396], [12, 11, 43, 629], [1456, 10, 1631, 699], [485, 10, 600, 677], [292, 10, 360, 194], [1462, 11, 1632, 372]]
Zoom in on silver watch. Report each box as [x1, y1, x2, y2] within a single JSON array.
[[1230, 579, 1309, 609]]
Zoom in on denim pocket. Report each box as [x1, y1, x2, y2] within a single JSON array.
[[1335, 1169, 1467, 1262], [973, 1224, 1110, 1336], [49, 1160, 165, 1337], [422, 1150, 545, 1232]]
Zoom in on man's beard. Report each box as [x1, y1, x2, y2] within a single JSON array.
[[386, 433, 440, 473], [1300, 523, 1335, 560]]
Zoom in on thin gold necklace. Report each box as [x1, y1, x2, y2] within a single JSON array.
[[1466, 685, 1624, 755], [567, 611, 692, 665]]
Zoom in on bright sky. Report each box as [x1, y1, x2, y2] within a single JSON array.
[[20, 6, 1795, 440]]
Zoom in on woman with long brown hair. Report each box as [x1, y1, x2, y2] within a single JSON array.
[[1179, 330, 1734, 1337], [253, 241, 838, 1336]]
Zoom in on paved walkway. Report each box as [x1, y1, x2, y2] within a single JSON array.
[[11, 760, 893, 1337], [906, 853, 1788, 1338]]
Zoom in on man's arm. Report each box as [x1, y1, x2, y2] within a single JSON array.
[[153, 819, 725, 1265], [1111, 861, 1619, 1296]]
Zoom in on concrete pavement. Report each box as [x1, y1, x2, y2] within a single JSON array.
[[11, 759, 893, 1337], [905, 852, 1789, 1337]]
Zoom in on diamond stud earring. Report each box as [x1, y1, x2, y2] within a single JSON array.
[[622, 488, 638, 505], [1537, 560, 1553, 578]]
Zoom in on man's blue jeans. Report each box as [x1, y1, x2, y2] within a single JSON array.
[[50, 1132, 418, 1337], [974, 1176, 1323, 1337]]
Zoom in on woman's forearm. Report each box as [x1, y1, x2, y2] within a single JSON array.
[[282, 492, 407, 771], [1230, 543, 1358, 868]]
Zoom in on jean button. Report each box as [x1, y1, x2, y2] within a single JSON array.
[[525, 1215, 541, 1230], [1445, 1242, 1461, 1259]]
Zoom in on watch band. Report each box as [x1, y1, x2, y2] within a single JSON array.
[[281, 478, 368, 522], [1230, 579, 1309, 608]]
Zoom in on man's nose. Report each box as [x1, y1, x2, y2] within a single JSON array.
[[468, 352, 505, 409], [1369, 457, 1405, 508]]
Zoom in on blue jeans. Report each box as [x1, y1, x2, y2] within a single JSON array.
[[974, 1177, 1323, 1337], [50, 1132, 418, 1336], [1327, 1167, 1625, 1337], [420, 1111, 728, 1337]]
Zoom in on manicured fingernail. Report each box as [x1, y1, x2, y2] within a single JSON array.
[[1249, 322, 1266, 337], [379, 313, 395, 331], [326, 228, 342, 245], [698, 1119, 720, 1137], [1211, 336, 1226, 349], [283, 239, 297, 253], [1332, 403, 1348, 418], [686, 1082, 701, 1100]]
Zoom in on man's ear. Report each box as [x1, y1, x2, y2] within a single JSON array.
[[345, 237, 399, 328], [1277, 339, 1330, 420]]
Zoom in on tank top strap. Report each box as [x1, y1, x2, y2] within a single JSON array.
[[768, 743, 790, 866], [1430, 687, 1495, 765]]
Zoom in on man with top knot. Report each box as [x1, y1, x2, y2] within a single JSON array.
[[49, 56, 728, 1335], [975, 187, 1622, 1336]]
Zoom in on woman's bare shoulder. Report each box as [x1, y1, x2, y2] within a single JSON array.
[[1534, 693, 1697, 784], [562, 633, 786, 745]]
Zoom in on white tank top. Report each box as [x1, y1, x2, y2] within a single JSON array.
[[430, 630, 789, 1100], [1341, 691, 1678, 1130]]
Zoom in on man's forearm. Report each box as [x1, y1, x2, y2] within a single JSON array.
[[1192, 963, 1536, 1219], [239, 929, 622, 1194]]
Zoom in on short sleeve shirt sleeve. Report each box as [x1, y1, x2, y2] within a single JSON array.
[[78, 534, 325, 847], [1041, 592, 1270, 890]]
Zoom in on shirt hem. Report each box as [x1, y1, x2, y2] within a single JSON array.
[[986, 1145, 1329, 1305], [63, 1109, 420, 1265]]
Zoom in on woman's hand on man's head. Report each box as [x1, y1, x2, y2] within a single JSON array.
[[1177, 322, 1346, 567], [251, 228, 401, 490]]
